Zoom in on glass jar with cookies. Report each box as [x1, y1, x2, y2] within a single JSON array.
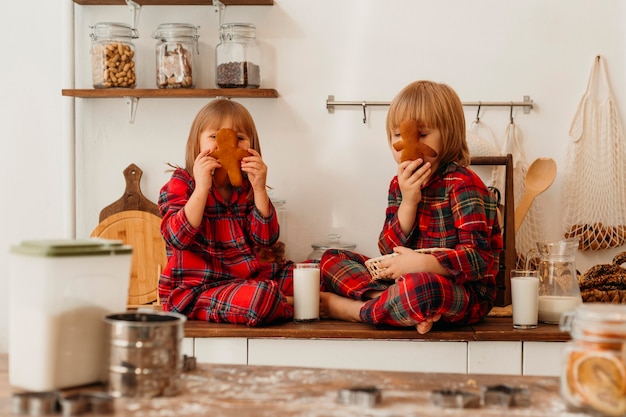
[[153, 23, 199, 89], [560, 303, 626, 416]]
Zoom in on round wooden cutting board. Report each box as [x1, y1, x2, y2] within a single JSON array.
[[91, 210, 166, 306]]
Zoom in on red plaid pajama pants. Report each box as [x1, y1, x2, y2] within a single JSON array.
[[188, 275, 294, 326], [320, 249, 490, 327]]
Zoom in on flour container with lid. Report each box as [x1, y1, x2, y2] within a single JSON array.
[[9, 239, 132, 392]]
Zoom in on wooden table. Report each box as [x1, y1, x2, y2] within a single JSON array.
[[0, 354, 583, 416]]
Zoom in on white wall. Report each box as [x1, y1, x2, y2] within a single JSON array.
[[2, 0, 626, 353]]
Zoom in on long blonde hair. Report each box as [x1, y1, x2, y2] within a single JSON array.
[[386, 80, 470, 167], [184, 99, 261, 175]]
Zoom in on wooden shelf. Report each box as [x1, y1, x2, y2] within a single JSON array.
[[62, 88, 278, 99], [73, 0, 273, 5]]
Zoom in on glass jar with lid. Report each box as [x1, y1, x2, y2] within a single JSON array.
[[308, 234, 357, 262], [216, 23, 261, 88], [559, 303, 626, 416], [152, 23, 199, 89], [90, 22, 138, 89]]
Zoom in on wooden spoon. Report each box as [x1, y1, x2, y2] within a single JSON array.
[[514, 158, 557, 233]]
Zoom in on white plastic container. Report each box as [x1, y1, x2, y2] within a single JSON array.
[[9, 239, 132, 392]]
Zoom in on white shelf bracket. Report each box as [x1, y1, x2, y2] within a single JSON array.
[[213, 0, 226, 27], [125, 97, 139, 124], [125, 0, 141, 31]]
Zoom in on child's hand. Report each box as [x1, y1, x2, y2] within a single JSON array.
[[242, 149, 268, 191], [378, 246, 424, 279], [378, 246, 450, 280], [193, 151, 221, 191], [397, 159, 431, 206]]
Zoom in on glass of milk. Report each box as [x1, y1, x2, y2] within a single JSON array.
[[510, 269, 540, 329], [293, 263, 321, 322]]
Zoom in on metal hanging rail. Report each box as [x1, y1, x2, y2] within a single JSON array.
[[326, 95, 534, 124]]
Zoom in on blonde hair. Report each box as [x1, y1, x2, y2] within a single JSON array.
[[386, 80, 470, 166], [184, 99, 261, 175]]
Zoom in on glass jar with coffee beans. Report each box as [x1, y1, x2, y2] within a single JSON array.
[[153, 23, 199, 89], [90, 22, 138, 89], [216, 23, 260, 88]]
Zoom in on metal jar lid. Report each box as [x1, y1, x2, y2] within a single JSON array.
[[311, 234, 356, 251], [560, 303, 626, 342]]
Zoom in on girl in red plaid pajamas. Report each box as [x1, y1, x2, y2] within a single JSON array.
[[159, 99, 295, 326], [320, 81, 503, 334]]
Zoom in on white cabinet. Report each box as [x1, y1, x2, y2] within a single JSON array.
[[522, 341, 565, 377], [467, 341, 522, 375], [192, 337, 248, 365], [188, 337, 565, 376], [247, 339, 467, 373]]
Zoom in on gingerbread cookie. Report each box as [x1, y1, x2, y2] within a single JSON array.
[[211, 128, 249, 187], [392, 119, 438, 164]]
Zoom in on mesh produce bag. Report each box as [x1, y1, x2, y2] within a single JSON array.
[[500, 121, 547, 268], [562, 56, 626, 251]]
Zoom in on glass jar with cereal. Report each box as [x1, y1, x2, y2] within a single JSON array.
[[90, 22, 138, 89]]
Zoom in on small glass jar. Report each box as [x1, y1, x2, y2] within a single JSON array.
[[216, 23, 261, 88], [152, 23, 199, 89], [90, 22, 138, 89], [308, 234, 357, 261], [559, 303, 626, 416]]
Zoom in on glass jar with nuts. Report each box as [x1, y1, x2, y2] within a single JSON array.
[[152, 23, 199, 89], [90, 22, 138, 89], [216, 23, 261, 88]]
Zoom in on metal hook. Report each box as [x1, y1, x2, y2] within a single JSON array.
[[475, 102, 482, 123], [362, 101, 367, 124], [509, 103, 514, 124]]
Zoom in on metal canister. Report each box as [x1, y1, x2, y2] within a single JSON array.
[[104, 311, 186, 398]]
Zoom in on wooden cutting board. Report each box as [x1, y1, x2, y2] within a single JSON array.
[[99, 164, 160, 222], [91, 164, 165, 307]]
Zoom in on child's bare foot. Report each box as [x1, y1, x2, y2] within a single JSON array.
[[416, 313, 441, 334], [320, 292, 364, 322]]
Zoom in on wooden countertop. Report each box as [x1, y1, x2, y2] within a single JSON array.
[[0, 354, 577, 416], [184, 316, 571, 342]]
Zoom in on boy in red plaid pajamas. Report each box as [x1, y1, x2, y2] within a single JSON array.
[[320, 81, 503, 334], [159, 99, 294, 326]]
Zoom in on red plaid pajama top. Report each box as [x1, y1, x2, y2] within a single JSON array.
[[321, 162, 503, 327], [158, 168, 294, 326]]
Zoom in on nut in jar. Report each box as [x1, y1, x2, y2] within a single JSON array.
[[560, 303, 626, 416], [90, 22, 138, 89]]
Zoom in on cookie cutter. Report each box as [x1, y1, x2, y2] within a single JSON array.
[[12, 391, 58, 416], [183, 354, 197, 372], [12, 390, 114, 417], [481, 384, 530, 407], [430, 389, 481, 409], [337, 386, 381, 408]]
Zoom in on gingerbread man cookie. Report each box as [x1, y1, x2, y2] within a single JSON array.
[[392, 119, 438, 165], [211, 128, 249, 187]]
